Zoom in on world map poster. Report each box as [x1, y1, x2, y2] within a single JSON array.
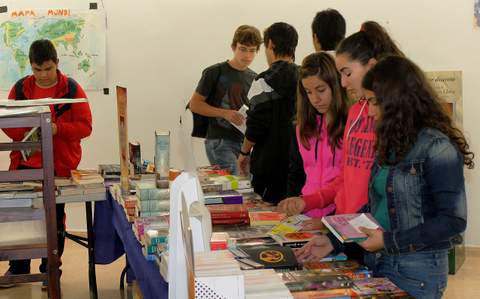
[[0, 8, 106, 90]]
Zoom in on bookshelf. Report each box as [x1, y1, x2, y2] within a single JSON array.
[[0, 109, 61, 298]]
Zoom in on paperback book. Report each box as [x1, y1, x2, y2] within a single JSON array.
[[321, 213, 382, 243]]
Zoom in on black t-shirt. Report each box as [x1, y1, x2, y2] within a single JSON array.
[[195, 61, 256, 141]]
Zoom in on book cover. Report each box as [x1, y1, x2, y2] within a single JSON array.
[[129, 141, 142, 175], [321, 213, 382, 243], [249, 211, 287, 226], [207, 204, 249, 220], [154, 130, 170, 179], [352, 278, 413, 298], [302, 260, 372, 280], [291, 288, 352, 299], [241, 245, 299, 270], [71, 169, 104, 185], [271, 231, 317, 248], [204, 190, 243, 205], [283, 273, 352, 293]]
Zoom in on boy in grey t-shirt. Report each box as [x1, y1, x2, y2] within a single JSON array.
[[189, 25, 262, 175]]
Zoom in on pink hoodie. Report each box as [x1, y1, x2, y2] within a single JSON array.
[[303, 100, 376, 214]]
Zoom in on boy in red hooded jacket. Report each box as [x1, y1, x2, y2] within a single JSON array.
[[1, 39, 92, 288]]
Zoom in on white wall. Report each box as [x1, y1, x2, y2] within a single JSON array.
[[1, 0, 479, 245]]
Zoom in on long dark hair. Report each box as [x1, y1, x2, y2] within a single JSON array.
[[362, 55, 474, 169], [336, 21, 404, 64], [297, 52, 349, 150]]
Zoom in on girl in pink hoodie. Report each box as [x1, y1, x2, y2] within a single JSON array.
[[284, 52, 349, 218]]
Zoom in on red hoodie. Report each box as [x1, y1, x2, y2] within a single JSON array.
[[302, 100, 376, 214], [3, 71, 92, 176]]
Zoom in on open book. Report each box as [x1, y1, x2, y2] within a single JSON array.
[[321, 213, 382, 243], [21, 127, 40, 161], [229, 104, 248, 134]]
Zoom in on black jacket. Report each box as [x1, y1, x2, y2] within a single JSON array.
[[245, 61, 299, 200]]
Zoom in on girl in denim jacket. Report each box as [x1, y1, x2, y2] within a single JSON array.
[[359, 55, 474, 299]]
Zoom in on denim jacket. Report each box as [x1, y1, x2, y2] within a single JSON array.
[[368, 128, 467, 254]]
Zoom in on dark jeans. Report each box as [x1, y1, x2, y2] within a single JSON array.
[[8, 203, 66, 275], [364, 249, 449, 299]]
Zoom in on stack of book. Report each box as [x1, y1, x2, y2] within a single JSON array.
[[98, 164, 121, 183], [194, 250, 245, 299], [207, 204, 249, 225], [135, 182, 170, 217], [204, 190, 243, 205], [0, 183, 43, 208], [244, 269, 293, 299], [201, 174, 251, 193], [71, 169, 104, 185]]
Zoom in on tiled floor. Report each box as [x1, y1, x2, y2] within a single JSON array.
[[1, 240, 479, 298]]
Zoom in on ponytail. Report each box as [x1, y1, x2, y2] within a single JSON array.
[[337, 21, 404, 64]]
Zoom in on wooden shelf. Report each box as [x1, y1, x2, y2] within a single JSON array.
[[0, 243, 47, 261], [0, 169, 44, 182], [0, 111, 60, 298], [0, 207, 45, 223], [0, 115, 41, 128], [0, 273, 47, 285], [0, 141, 41, 151]]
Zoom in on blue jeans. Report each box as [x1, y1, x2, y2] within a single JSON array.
[[205, 138, 241, 175], [364, 249, 448, 299]]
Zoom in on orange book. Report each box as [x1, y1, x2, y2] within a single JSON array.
[[249, 211, 286, 226]]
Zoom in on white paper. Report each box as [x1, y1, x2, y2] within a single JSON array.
[[0, 98, 87, 107], [348, 213, 379, 233], [230, 104, 248, 134]]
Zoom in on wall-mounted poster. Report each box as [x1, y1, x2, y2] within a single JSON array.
[[425, 71, 463, 128], [0, 7, 106, 90]]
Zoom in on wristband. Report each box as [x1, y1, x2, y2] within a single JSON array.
[[239, 150, 250, 156]]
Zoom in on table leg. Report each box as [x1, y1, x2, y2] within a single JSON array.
[[86, 201, 99, 299]]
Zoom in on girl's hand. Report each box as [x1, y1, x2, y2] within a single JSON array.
[[358, 227, 384, 252]]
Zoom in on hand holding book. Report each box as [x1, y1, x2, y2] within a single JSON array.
[[357, 226, 384, 252], [294, 235, 334, 263]]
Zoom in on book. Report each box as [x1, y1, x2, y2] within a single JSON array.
[[352, 278, 413, 298], [270, 231, 318, 248], [154, 130, 170, 180], [71, 169, 105, 185], [240, 245, 299, 270], [204, 190, 243, 205], [229, 104, 248, 134], [129, 141, 142, 176], [243, 269, 293, 299], [269, 214, 311, 235], [321, 213, 382, 243], [207, 204, 249, 220], [20, 126, 40, 161], [302, 260, 372, 280], [249, 211, 287, 226], [0, 198, 32, 208], [281, 272, 352, 293]]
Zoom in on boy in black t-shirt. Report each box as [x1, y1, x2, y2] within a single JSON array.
[[189, 25, 262, 175]]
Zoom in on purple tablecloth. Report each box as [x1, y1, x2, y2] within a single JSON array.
[[93, 192, 168, 299]]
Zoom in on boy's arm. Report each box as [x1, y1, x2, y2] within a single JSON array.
[[54, 84, 92, 140], [189, 92, 243, 125], [189, 65, 244, 125]]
